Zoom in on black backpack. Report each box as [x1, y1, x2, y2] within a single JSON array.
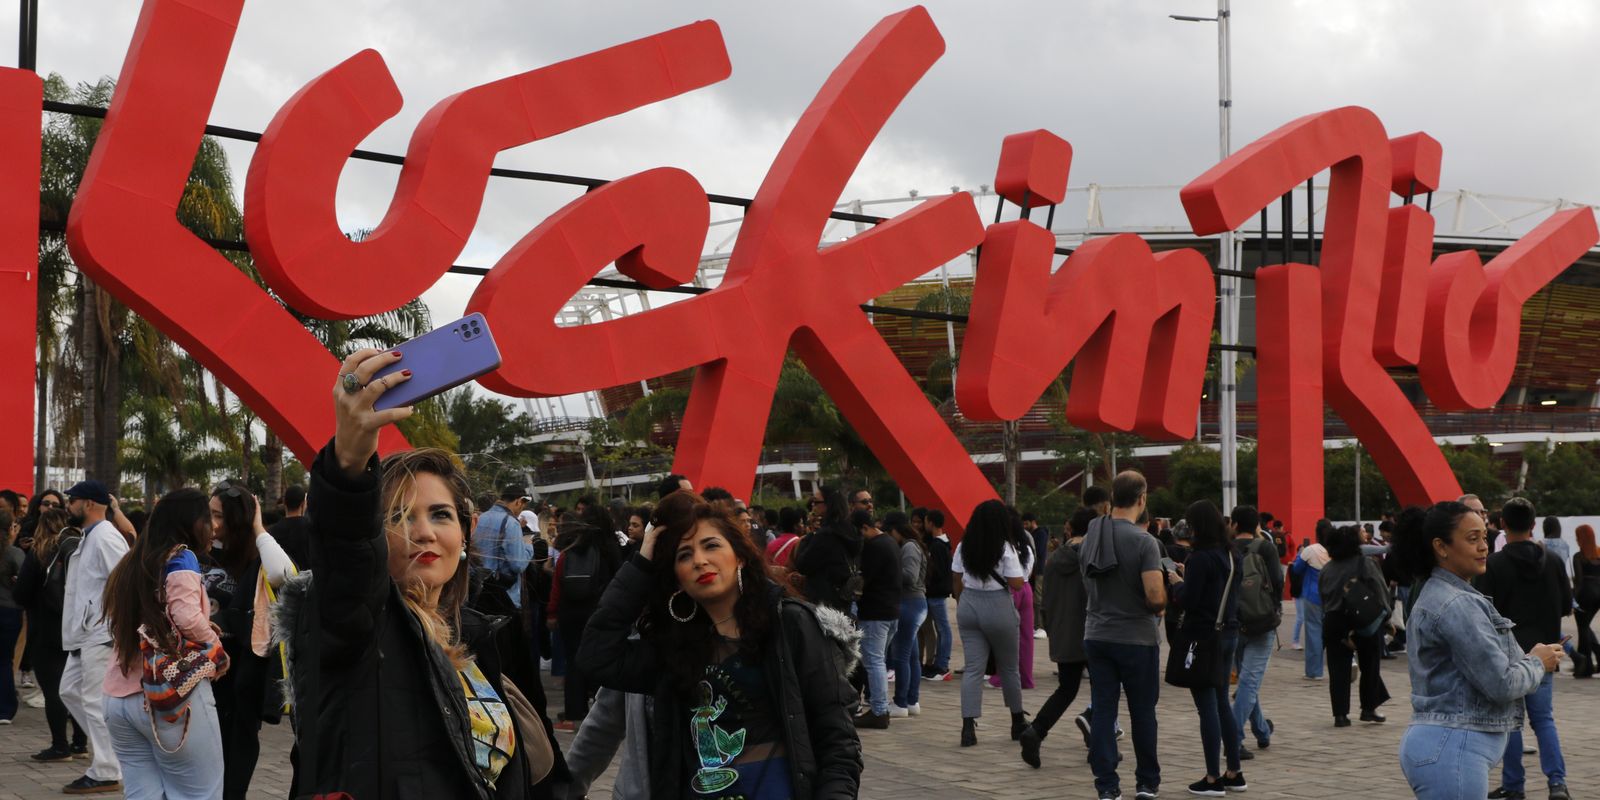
[[1335, 569, 1388, 638], [836, 556, 865, 608], [560, 545, 613, 607], [41, 533, 82, 616]]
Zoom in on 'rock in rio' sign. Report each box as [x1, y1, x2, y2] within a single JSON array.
[[3, 0, 1592, 538]]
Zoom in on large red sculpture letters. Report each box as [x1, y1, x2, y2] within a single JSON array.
[[0, 69, 39, 493], [5, 1, 1592, 537]]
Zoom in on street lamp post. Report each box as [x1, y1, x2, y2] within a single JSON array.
[[1173, 1, 1236, 514]]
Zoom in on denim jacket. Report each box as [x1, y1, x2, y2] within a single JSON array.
[[1407, 567, 1544, 732]]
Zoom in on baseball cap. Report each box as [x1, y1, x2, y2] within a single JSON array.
[[65, 480, 113, 506]]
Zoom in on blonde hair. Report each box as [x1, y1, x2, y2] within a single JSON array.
[[379, 448, 476, 669]]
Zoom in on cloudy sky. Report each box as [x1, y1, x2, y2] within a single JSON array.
[[17, 0, 1599, 417]]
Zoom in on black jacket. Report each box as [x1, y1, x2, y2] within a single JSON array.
[[856, 534, 902, 621], [1172, 547, 1242, 636], [924, 536, 953, 599], [1476, 539, 1573, 651], [793, 521, 863, 613], [281, 443, 553, 800], [579, 554, 863, 799]]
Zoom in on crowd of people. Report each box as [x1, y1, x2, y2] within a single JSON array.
[[0, 348, 1590, 800]]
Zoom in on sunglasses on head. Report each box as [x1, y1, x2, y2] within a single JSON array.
[[212, 483, 245, 500]]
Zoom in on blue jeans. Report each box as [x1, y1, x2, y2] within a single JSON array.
[[860, 619, 899, 716], [1502, 673, 1566, 791], [1232, 629, 1274, 747], [1302, 601, 1325, 678], [927, 597, 953, 672], [893, 597, 928, 708], [1292, 596, 1306, 645], [0, 607, 20, 720], [105, 681, 225, 799], [1085, 639, 1161, 795], [1401, 724, 1506, 800]]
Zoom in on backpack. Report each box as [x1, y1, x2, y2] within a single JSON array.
[[1236, 538, 1280, 635], [836, 556, 864, 608], [42, 533, 82, 616], [1335, 569, 1388, 638], [559, 546, 613, 607]]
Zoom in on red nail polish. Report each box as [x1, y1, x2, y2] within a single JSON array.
[[401, 370, 412, 377], [391, 350, 402, 357]]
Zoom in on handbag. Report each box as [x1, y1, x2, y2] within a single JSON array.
[[139, 547, 230, 753], [1164, 552, 1235, 689]]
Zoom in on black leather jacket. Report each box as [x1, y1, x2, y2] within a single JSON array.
[[578, 554, 863, 799], [282, 443, 552, 800]]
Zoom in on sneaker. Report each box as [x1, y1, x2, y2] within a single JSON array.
[[853, 710, 890, 729], [70, 743, 88, 758], [1136, 785, 1160, 799], [1019, 725, 1042, 768], [552, 720, 577, 732], [1487, 789, 1525, 800], [907, 703, 921, 717], [0, 718, 10, 725], [1333, 716, 1351, 728], [887, 672, 895, 682], [1549, 784, 1571, 800], [1289, 642, 1303, 650], [1523, 742, 1537, 755], [1359, 710, 1386, 723], [1187, 777, 1225, 797], [1098, 792, 1123, 800], [18, 670, 35, 688], [32, 747, 74, 762], [1220, 772, 1248, 792], [939, 670, 954, 681], [24, 691, 46, 708], [62, 776, 121, 795], [1256, 718, 1274, 749], [1236, 748, 1254, 761], [1302, 674, 1323, 681], [1034, 629, 1047, 639], [1075, 713, 1093, 748], [888, 705, 910, 718]]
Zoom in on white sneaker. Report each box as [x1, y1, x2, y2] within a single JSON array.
[[907, 703, 921, 716], [23, 690, 45, 709], [1034, 629, 1047, 639], [887, 673, 895, 682], [0, 718, 11, 725], [889, 705, 910, 718], [18, 671, 35, 688], [1289, 643, 1303, 650]]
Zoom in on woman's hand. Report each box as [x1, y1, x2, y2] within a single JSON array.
[[1531, 642, 1563, 673], [640, 524, 662, 563], [251, 491, 267, 535], [333, 348, 415, 478]]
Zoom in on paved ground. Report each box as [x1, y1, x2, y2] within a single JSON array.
[[6, 613, 1600, 799]]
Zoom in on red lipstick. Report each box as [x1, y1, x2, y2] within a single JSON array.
[[414, 552, 440, 565], [696, 572, 716, 585]]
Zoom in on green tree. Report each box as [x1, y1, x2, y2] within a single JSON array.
[[1522, 441, 1600, 515], [1323, 443, 1397, 521], [764, 357, 885, 487], [1441, 436, 1508, 507], [1165, 440, 1222, 511], [438, 388, 543, 491]]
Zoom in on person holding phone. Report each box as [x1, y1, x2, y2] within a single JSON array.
[[279, 348, 555, 799], [1391, 501, 1563, 800]]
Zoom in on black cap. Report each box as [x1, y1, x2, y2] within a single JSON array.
[[65, 480, 112, 506], [499, 484, 528, 502]]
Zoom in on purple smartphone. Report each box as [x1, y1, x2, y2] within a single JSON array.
[[372, 312, 502, 411]]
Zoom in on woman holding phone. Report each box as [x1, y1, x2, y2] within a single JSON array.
[[280, 348, 554, 799], [1391, 502, 1563, 799]]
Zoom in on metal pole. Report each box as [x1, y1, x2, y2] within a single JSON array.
[[1354, 442, 1362, 525], [1217, 0, 1238, 515]]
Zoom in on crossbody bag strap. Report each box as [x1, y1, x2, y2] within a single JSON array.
[[1213, 553, 1236, 632]]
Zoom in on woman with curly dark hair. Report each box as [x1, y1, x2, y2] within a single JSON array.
[[579, 490, 863, 799]]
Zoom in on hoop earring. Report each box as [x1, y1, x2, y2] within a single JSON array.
[[669, 590, 698, 623]]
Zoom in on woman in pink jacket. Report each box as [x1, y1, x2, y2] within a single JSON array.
[[102, 488, 226, 799]]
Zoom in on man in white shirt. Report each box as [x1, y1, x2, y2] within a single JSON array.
[[59, 480, 135, 794]]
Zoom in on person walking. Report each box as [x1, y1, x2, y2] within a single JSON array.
[[1081, 471, 1166, 800], [1018, 506, 1095, 768], [1476, 498, 1572, 800], [279, 348, 558, 798], [953, 499, 1030, 748], [1167, 500, 1247, 796], [1229, 505, 1281, 759], [1319, 524, 1391, 727], [1289, 543, 1306, 650], [1570, 524, 1600, 678], [60, 480, 138, 795], [885, 511, 928, 718], [205, 480, 296, 800], [12, 507, 88, 760], [1392, 502, 1562, 800], [852, 508, 901, 728], [922, 510, 955, 681], [101, 488, 226, 799], [990, 511, 1038, 689], [1291, 522, 1332, 680], [579, 490, 864, 798]]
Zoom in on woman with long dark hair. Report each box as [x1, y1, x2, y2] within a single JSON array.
[[953, 499, 1029, 747], [281, 348, 556, 798], [884, 510, 928, 717], [793, 485, 861, 614], [17, 488, 64, 547], [547, 506, 623, 729], [1167, 500, 1246, 796], [101, 488, 224, 798], [12, 508, 88, 760], [580, 490, 863, 798], [1570, 524, 1600, 678], [1392, 503, 1562, 799], [990, 508, 1038, 690], [205, 480, 294, 799], [1320, 524, 1390, 726]]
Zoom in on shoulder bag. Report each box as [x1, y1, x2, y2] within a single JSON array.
[[140, 546, 230, 752], [1164, 553, 1235, 689]]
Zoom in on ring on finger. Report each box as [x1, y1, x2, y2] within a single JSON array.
[[374, 376, 391, 392], [341, 373, 364, 395]]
